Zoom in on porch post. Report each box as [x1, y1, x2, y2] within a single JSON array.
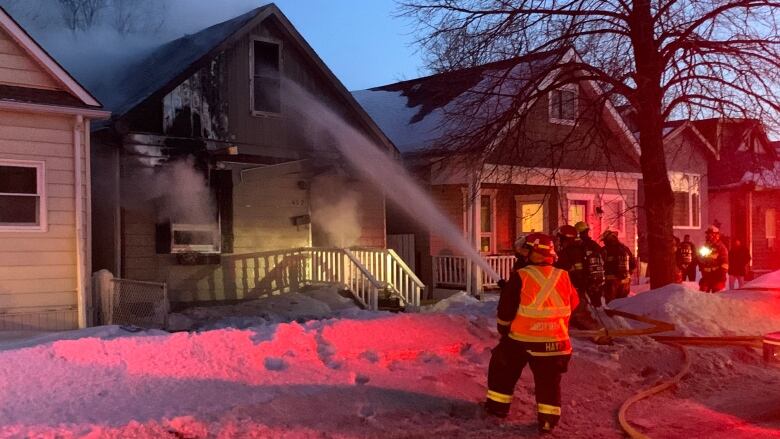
[[465, 180, 473, 294], [470, 173, 483, 295]]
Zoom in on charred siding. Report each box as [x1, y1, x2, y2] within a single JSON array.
[[163, 56, 229, 140]]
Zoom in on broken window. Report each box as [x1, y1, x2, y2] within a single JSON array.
[[0, 161, 44, 229], [171, 223, 221, 254], [252, 39, 281, 114], [549, 85, 577, 124]]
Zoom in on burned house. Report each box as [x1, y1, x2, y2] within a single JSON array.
[[0, 7, 108, 330], [353, 50, 643, 292], [90, 5, 418, 308]]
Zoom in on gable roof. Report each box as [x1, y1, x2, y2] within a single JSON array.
[[0, 6, 102, 108], [352, 50, 640, 172], [100, 4, 396, 154], [663, 120, 718, 158]]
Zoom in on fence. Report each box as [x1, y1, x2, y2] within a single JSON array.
[[433, 255, 515, 290], [95, 271, 169, 329]]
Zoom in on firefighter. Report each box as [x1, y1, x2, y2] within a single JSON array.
[[678, 235, 697, 281], [601, 230, 636, 304], [512, 234, 531, 271], [555, 225, 594, 329], [699, 226, 729, 293], [485, 233, 579, 434], [574, 221, 606, 307]]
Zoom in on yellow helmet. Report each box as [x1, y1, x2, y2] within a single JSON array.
[[574, 221, 590, 233]]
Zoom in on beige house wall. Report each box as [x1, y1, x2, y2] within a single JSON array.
[[0, 109, 87, 330], [0, 28, 59, 90]]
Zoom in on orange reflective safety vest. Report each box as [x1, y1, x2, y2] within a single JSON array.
[[509, 265, 578, 346]]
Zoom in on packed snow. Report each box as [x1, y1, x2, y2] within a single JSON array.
[[611, 283, 780, 336], [0, 283, 778, 438]]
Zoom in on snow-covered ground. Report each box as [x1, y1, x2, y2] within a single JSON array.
[[0, 279, 778, 438]]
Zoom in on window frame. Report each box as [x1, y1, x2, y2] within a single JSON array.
[[515, 194, 547, 236], [670, 172, 701, 230], [766, 208, 776, 249], [249, 36, 283, 118], [548, 84, 578, 126], [479, 189, 497, 254], [0, 159, 46, 232], [565, 193, 595, 227]]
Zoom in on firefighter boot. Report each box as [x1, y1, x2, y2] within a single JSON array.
[[538, 412, 558, 434]]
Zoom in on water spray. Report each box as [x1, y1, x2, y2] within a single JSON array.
[[283, 80, 501, 282]]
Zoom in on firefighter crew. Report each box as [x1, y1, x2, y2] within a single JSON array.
[[485, 233, 579, 434], [574, 221, 607, 307], [699, 226, 729, 293], [601, 230, 636, 304], [555, 225, 598, 329]]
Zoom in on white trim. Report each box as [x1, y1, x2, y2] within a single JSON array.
[[249, 35, 283, 117], [670, 172, 701, 230], [0, 9, 101, 107], [665, 122, 718, 159], [565, 192, 595, 226], [74, 115, 86, 329], [0, 158, 46, 232], [0, 100, 110, 119], [433, 163, 642, 189], [548, 84, 577, 125]]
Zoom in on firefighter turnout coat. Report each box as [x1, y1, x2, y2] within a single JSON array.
[[497, 264, 580, 352]]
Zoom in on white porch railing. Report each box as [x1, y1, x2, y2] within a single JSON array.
[[433, 255, 516, 290], [229, 247, 422, 311]]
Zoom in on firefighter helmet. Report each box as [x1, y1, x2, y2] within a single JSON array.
[[601, 229, 618, 242], [574, 221, 590, 233], [705, 225, 720, 242], [706, 225, 720, 235], [558, 225, 578, 239], [527, 233, 556, 263]]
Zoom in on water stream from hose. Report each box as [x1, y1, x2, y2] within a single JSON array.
[[284, 80, 501, 283]]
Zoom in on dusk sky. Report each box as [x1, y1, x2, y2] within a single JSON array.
[[267, 0, 424, 90]]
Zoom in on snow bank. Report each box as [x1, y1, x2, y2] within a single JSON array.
[[743, 269, 780, 290], [167, 287, 365, 331], [611, 284, 780, 336]]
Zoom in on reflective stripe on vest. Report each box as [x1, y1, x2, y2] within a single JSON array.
[[517, 268, 567, 318], [510, 266, 573, 344]]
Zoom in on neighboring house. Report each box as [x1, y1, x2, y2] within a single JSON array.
[[0, 8, 108, 330], [693, 119, 779, 275], [87, 5, 417, 308], [353, 50, 643, 292]]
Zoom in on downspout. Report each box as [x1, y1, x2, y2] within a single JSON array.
[[74, 115, 86, 328], [84, 119, 93, 326]]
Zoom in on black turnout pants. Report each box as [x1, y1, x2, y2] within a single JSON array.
[[485, 337, 571, 427]]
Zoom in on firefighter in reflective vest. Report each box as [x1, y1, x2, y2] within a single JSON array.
[[699, 226, 729, 293], [485, 233, 579, 434], [601, 230, 636, 303]]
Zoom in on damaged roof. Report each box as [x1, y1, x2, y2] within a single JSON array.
[[102, 6, 269, 116]]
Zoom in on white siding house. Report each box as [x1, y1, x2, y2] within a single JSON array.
[[0, 7, 108, 330]]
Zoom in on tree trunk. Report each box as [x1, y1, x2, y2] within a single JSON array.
[[631, 0, 677, 288]]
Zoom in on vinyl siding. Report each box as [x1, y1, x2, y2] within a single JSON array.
[[0, 28, 59, 90], [0, 109, 86, 330]]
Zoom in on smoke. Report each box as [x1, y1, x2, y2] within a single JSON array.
[[124, 157, 216, 225], [311, 175, 362, 248], [0, 0, 268, 100]]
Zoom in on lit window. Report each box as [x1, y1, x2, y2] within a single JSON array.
[[568, 200, 587, 225], [549, 85, 577, 124], [670, 172, 701, 229], [767, 208, 776, 248], [518, 202, 545, 234], [0, 161, 45, 230], [252, 39, 281, 114]]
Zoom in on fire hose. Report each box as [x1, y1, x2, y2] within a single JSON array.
[[570, 309, 764, 438]]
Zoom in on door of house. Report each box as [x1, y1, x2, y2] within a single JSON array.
[[388, 234, 416, 272]]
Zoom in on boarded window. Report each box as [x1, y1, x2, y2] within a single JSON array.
[[252, 40, 281, 113], [549, 86, 577, 123], [0, 163, 43, 228]]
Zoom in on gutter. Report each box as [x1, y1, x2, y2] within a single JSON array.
[[0, 100, 110, 119]]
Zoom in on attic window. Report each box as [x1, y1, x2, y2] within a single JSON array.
[[252, 39, 281, 114], [549, 85, 577, 125]]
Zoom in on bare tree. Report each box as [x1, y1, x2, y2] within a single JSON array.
[[112, 0, 166, 35], [400, 0, 780, 288], [57, 0, 106, 31]]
